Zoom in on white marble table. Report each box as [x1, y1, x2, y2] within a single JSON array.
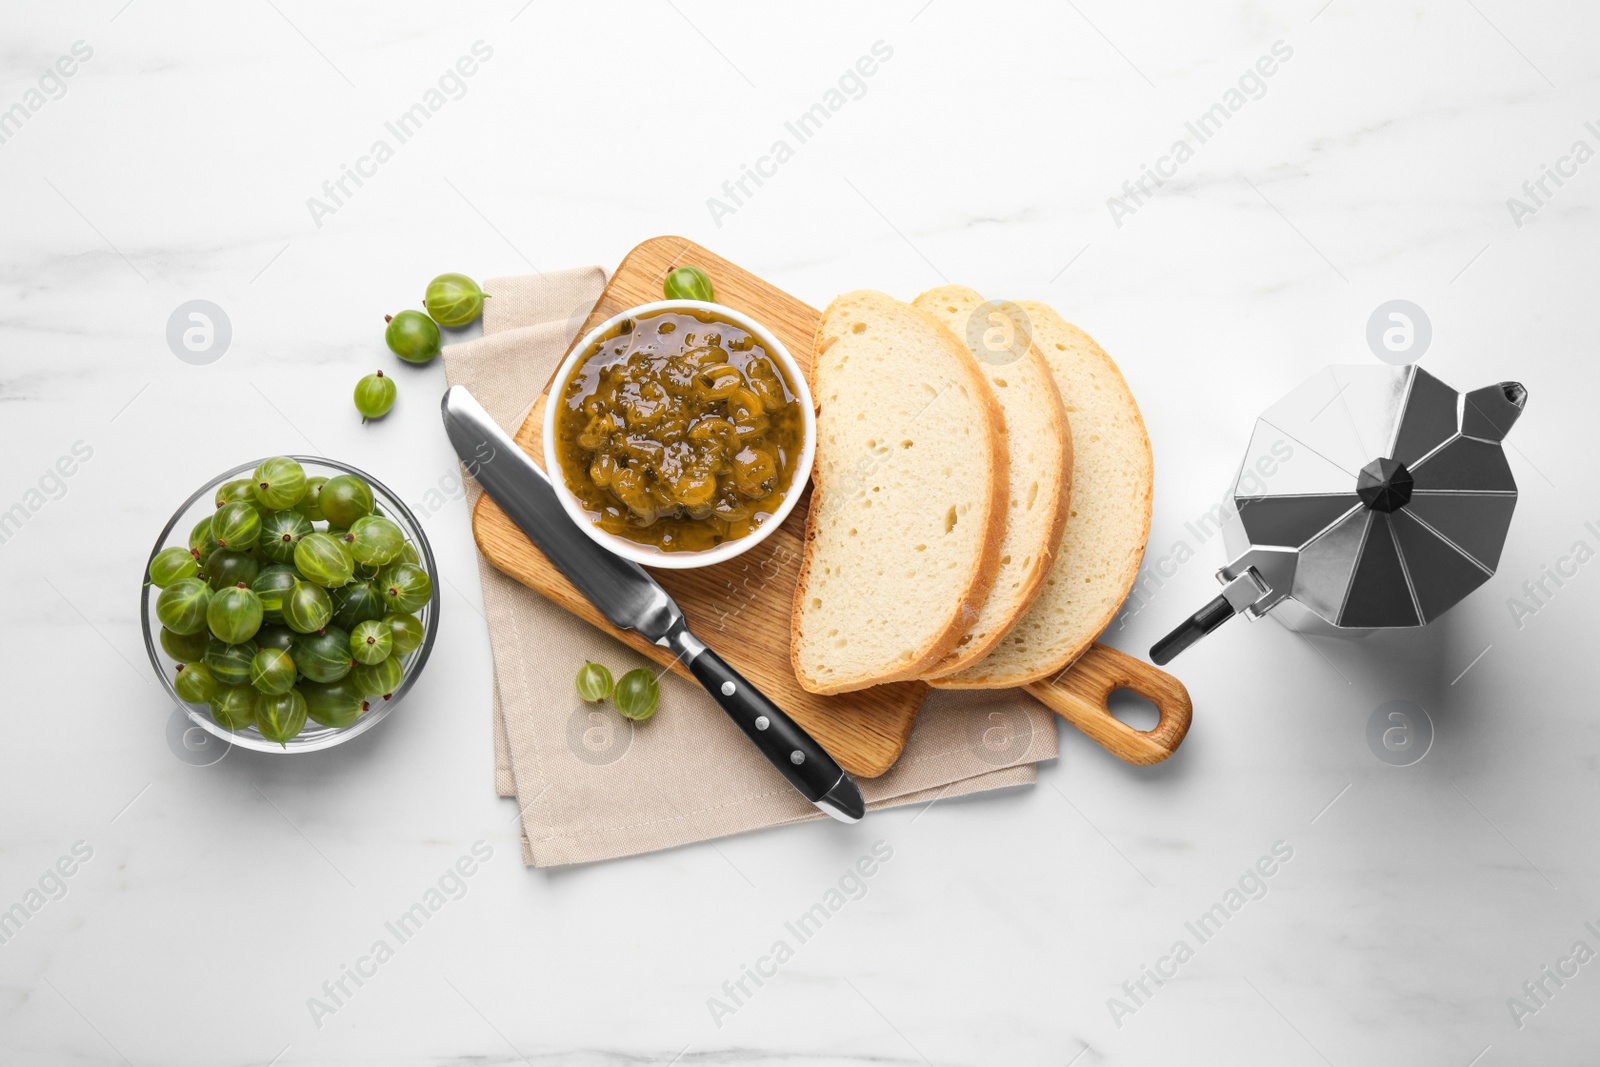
[[3, 1, 1598, 1063]]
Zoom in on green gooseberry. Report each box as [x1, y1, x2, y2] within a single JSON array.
[[663, 265, 713, 302], [385, 613, 424, 657], [214, 478, 257, 509], [302, 678, 368, 728], [294, 531, 354, 589], [378, 561, 432, 614], [249, 647, 297, 695], [256, 689, 308, 746], [211, 500, 261, 551], [295, 625, 353, 683], [204, 639, 256, 686], [259, 510, 312, 564], [252, 564, 299, 623], [156, 578, 212, 636], [254, 623, 297, 653], [148, 546, 199, 588], [252, 456, 308, 511], [351, 655, 404, 699], [349, 620, 392, 665], [385, 309, 441, 364], [400, 541, 419, 565], [283, 579, 333, 634], [613, 668, 660, 722], [296, 475, 328, 522], [174, 661, 218, 704], [354, 371, 396, 422], [346, 515, 404, 567], [203, 548, 259, 592], [319, 475, 374, 528], [207, 583, 263, 645], [423, 272, 486, 328], [575, 661, 613, 702], [209, 685, 257, 731], [188, 516, 219, 565], [160, 626, 210, 663], [331, 580, 385, 631]]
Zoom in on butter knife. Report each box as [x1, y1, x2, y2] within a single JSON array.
[[441, 386, 864, 823]]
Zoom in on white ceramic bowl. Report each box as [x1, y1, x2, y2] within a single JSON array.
[[543, 299, 815, 570]]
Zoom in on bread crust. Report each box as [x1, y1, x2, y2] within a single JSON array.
[[930, 302, 1151, 690], [789, 290, 1008, 695], [913, 286, 1073, 677]]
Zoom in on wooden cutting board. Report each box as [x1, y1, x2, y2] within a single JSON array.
[[471, 236, 1193, 776], [472, 236, 923, 777]]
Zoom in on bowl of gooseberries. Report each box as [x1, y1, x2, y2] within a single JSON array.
[[141, 456, 439, 752]]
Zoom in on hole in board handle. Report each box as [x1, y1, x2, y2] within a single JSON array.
[[1105, 688, 1160, 733]]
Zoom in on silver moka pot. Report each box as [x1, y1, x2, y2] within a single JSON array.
[[1152, 365, 1527, 664]]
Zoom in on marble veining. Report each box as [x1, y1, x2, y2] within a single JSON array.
[[2, 1, 1599, 1064]]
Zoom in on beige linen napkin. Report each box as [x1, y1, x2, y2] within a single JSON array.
[[443, 268, 1059, 867]]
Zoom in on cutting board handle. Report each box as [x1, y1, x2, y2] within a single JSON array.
[[1023, 643, 1191, 765]]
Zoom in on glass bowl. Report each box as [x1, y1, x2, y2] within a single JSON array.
[[141, 456, 440, 753]]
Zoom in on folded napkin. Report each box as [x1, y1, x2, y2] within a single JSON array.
[[443, 267, 1059, 866]]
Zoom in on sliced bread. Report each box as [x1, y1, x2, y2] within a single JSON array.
[[791, 290, 1008, 695], [932, 301, 1152, 690], [911, 286, 1072, 677]]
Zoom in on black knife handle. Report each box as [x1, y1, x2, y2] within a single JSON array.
[[1150, 594, 1236, 665], [686, 646, 849, 802]]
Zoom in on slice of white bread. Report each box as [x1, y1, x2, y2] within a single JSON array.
[[932, 301, 1151, 689], [911, 286, 1071, 677], [791, 290, 1008, 695]]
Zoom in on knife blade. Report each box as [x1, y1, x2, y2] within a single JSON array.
[[441, 386, 864, 823]]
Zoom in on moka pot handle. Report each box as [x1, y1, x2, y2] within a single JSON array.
[[1150, 570, 1272, 665]]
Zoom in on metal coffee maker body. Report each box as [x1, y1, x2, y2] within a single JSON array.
[[1152, 364, 1526, 664]]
